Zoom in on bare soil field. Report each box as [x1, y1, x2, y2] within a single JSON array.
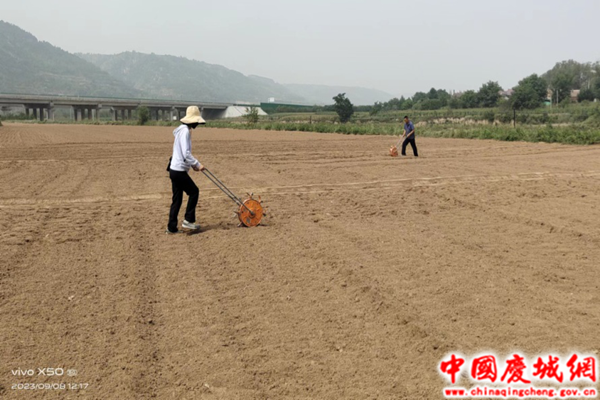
[[0, 123, 599, 399]]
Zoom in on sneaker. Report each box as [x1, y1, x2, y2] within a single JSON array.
[[182, 220, 201, 231], [165, 229, 182, 235]]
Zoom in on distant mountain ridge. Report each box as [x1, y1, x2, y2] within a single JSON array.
[[79, 52, 394, 105], [0, 20, 142, 98], [0, 20, 395, 105], [78, 52, 307, 104]]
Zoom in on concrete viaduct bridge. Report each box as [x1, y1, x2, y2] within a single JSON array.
[[0, 94, 258, 121]]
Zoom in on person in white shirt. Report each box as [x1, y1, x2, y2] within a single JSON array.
[[166, 106, 206, 234]]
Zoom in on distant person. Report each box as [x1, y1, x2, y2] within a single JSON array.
[[401, 115, 419, 157], [166, 106, 206, 234]]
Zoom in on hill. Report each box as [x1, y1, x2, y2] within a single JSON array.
[[0, 20, 396, 105], [0, 20, 141, 97], [79, 52, 306, 104]]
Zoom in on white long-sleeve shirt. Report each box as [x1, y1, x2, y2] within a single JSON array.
[[170, 125, 200, 172]]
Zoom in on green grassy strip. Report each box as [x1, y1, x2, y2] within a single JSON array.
[[4, 115, 600, 145], [205, 121, 600, 145]]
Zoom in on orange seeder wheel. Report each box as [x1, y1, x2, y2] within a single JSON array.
[[390, 146, 399, 157], [238, 198, 264, 227]]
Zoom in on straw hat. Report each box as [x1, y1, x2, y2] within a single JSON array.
[[181, 106, 206, 124]]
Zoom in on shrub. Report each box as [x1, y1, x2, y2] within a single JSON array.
[[244, 107, 260, 125], [483, 110, 495, 123], [137, 106, 150, 125], [516, 113, 530, 124], [578, 89, 595, 102], [332, 93, 354, 123], [498, 112, 513, 124]]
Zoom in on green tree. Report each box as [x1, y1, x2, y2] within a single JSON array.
[[543, 60, 595, 91], [401, 98, 414, 110], [137, 106, 150, 125], [420, 99, 443, 110], [578, 88, 595, 102], [244, 106, 260, 124], [448, 96, 463, 109], [511, 74, 548, 110], [592, 77, 600, 100], [550, 72, 574, 104], [436, 89, 451, 107], [369, 102, 383, 116], [460, 90, 479, 109], [412, 92, 428, 103], [332, 93, 354, 123], [382, 97, 403, 111], [477, 81, 502, 108], [520, 74, 547, 101], [511, 85, 541, 109]]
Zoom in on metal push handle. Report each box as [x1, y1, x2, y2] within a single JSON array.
[[201, 168, 255, 216]]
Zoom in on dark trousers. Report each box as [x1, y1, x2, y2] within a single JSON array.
[[402, 136, 419, 156], [168, 170, 199, 232]]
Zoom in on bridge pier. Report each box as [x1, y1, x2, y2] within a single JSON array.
[[1, 95, 236, 123], [110, 107, 133, 121], [178, 108, 185, 120], [48, 103, 55, 121]]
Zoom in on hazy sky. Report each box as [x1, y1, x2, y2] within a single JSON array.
[[3, 0, 599, 97]]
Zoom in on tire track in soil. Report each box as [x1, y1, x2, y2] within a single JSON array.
[[180, 242, 272, 399], [0, 206, 57, 307], [0, 206, 64, 397], [2, 171, 599, 208], [284, 218, 445, 398], [429, 182, 600, 245], [126, 209, 163, 399], [0, 161, 74, 201]]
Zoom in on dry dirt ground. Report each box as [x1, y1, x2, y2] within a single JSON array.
[[0, 123, 599, 399]]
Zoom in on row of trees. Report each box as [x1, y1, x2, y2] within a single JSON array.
[[328, 60, 600, 122], [370, 81, 505, 113], [544, 60, 599, 103], [368, 60, 600, 113]]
